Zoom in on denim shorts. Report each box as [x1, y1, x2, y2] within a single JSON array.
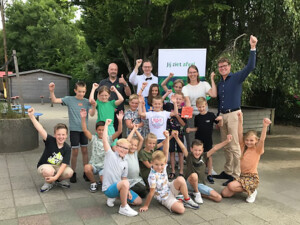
[[104, 182, 138, 203], [91, 165, 103, 176], [186, 180, 213, 196]]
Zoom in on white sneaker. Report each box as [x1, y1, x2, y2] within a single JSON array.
[[89, 183, 98, 193], [119, 204, 138, 217], [246, 189, 257, 203], [193, 192, 203, 204], [106, 198, 116, 207], [40, 182, 54, 193], [183, 198, 199, 209], [56, 180, 70, 188]]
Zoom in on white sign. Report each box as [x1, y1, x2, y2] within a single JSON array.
[[158, 49, 207, 77]]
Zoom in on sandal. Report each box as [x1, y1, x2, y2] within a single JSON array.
[[168, 172, 176, 179], [178, 173, 184, 177]]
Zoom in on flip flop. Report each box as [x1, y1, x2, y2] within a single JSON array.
[[168, 172, 176, 179]]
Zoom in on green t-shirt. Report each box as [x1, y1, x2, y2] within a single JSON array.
[[96, 99, 116, 123], [138, 149, 154, 184], [184, 152, 208, 184]]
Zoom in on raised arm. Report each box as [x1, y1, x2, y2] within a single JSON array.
[[162, 130, 170, 161], [257, 118, 272, 151], [172, 130, 188, 157], [112, 110, 124, 140], [162, 89, 172, 101], [161, 73, 174, 92], [49, 82, 62, 104], [127, 124, 137, 142], [89, 99, 97, 117], [80, 108, 92, 140], [207, 135, 232, 158], [103, 119, 112, 152], [138, 96, 146, 118], [135, 128, 144, 151], [129, 59, 143, 85], [89, 83, 99, 102], [28, 108, 47, 141], [111, 86, 124, 106], [237, 112, 244, 146], [138, 82, 148, 96], [207, 72, 217, 98], [169, 95, 178, 117]]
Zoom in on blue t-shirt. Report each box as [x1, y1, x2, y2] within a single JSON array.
[[61, 96, 91, 131]]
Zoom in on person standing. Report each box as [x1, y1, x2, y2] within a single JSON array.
[[213, 35, 258, 186]]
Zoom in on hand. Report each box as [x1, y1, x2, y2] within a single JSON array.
[[237, 111, 243, 121], [163, 130, 169, 138], [105, 119, 112, 126], [110, 86, 117, 92], [142, 82, 148, 89], [166, 89, 173, 95], [186, 128, 191, 133], [128, 191, 132, 200], [226, 134, 233, 142], [263, 118, 272, 126], [92, 83, 99, 89], [116, 110, 124, 120], [90, 99, 96, 107], [215, 116, 223, 121], [49, 82, 55, 91], [119, 74, 127, 85], [249, 35, 258, 48], [210, 72, 216, 80], [27, 107, 35, 117], [133, 124, 139, 130], [169, 72, 174, 78], [136, 59, 143, 67], [170, 94, 177, 103], [80, 108, 87, 118], [45, 176, 56, 183], [172, 130, 179, 138], [140, 206, 148, 212]]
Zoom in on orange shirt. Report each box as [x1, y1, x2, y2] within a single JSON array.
[[240, 143, 264, 174]]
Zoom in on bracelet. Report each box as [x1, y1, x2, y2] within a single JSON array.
[[124, 83, 129, 87]]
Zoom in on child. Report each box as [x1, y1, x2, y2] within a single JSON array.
[[102, 119, 142, 217], [139, 131, 199, 213], [138, 95, 178, 146], [28, 108, 73, 192], [221, 113, 271, 203], [126, 125, 148, 198], [49, 81, 95, 183], [173, 130, 232, 203], [80, 108, 123, 193], [167, 92, 186, 179], [161, 72, 184, 101], [89, 83, 124, 148], [138, 83, 160, 112], [124, 94, 144, 137], [186, 97, 223, 184]]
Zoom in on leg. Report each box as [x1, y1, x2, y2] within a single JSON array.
[[81, 146, 88, 166], [187, 173, 199, 193], [221, 180, 244, 198], [58, 166, 74, 180], [207, 157, 213, 175], [84, 164, 96, 183], [117, 180, 130, 207], [170, 152, 176, 174], [170, 201, 185, 214], [129, 190, 142, 205], [178, 152, 184, 175], [130, 182, 148, 198], [173, 176, 189, 199], [204, 190, 222, 202], [37, 164, 55, 181], [71, 148, 79, 171], [220, 115, 233, 176]]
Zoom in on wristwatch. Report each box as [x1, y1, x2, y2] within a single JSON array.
[[124, 83, 129, 87]]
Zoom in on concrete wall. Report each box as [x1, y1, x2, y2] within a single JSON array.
[[0, 117, 38, 153], [10, 72, 70, 103]]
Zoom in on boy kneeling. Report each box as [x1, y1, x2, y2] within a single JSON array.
[[140, 131, 199, 214], [28, 108, 73, 192], [102, 119, 142, 217]]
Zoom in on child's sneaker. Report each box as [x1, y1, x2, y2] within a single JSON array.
[[89, 183, 98, 193], [176, 194, 184, 201], [106, 198, 116, 207], [56, 180, 70, 188], [70, 172, 77, 183], [183, 198, 199, 209], [192, 192, 203, 204], [207, 175, 215, 184], [246, 189, 257, 203], [40, 182, 54, 193], [119, 204, 138, 217]]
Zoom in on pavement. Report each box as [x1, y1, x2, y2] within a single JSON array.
[[1, 103, 300, 225]]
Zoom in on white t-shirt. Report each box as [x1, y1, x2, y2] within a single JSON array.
[[146, 111, 171, 140], [182, 81, 211, 112]]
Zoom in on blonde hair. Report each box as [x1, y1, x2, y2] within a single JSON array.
[[98, 86, 110, 95], [116, 138, 131, 148], [196, 97, 207, 105], [175, 92, 184, 98], [152, 151, 166, 163], [173, 79, 184, 88], [241, 130, 259, 159], [145, 133, 157, 144], [129, 94, 139, 102]]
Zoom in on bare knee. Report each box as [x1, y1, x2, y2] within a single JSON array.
[[175, 176, 185, 184], [81, 147, 88, 154], [42, 170, 55, 177], [84, 164, 92, 173], [132, 196, 142, 206], [72, 149, 79, 157], [174, 204, 185, 214], [119, 180, 130, 189], [188, 173, 198, 183], [212, 192, 222, 202], [64, 169, 74, 179]]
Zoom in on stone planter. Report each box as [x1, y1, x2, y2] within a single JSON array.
[[0, 117, 38, 153]]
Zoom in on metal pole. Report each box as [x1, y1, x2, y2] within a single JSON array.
[[13, 50, 25, 117]]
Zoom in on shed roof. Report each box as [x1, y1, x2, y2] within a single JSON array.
[[9, 69, 72, 79]]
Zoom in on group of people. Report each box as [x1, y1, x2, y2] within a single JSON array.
[[27, 34, 272, 217]]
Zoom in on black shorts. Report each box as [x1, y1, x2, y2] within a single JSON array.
[[70, 131, 88, 148], [169, 136, 184, 153]]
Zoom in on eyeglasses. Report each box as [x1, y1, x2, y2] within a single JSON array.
[[218, 64, 229, 69], [117, 145, 129, 151], [142, 66, 152, 69]]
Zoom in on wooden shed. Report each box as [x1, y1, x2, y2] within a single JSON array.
[[9, 69, 71, 103]]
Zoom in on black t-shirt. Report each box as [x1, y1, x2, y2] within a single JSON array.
[[194, 112, 218, 151], [166, 107, 186, 138], [37, 135, 71, 168]]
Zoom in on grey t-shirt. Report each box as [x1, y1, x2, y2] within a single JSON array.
[[125, 151, 145, 188], [102, 148, 128, 192], [61, 96, 91, 131], [89, 135, 113, 170]]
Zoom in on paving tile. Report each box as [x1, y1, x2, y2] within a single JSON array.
[[17, 203, 47, 218], [76, 206, 107, 220], [111, 213, 144, 225], [13, 188, 39, 198], [193, 205, 226, 221], [0, 177, 10, 185], [0, 198, 14, 209], [232, 212, 267, 225], [0, 207, 16, 220], [44, 200, 73, 213], [0, 219, 18, 225], [138, 205, 168, 220], [208, 217, 240, 225], [49, 209, 82, 224], [64, 189, 91, 199], [146, 215, 180, 225], [15, 195, 42, 207], [0, 190, 13, 200], [11, 181, 35, 190], [82, 216, 117, 225], [0, 183, 12, 192], [171, 211, 205, 224], [69, 197, 99, 210], [268, 216, 300, 225], [18, 214, 51, 225], [39, 188, 67, 203]]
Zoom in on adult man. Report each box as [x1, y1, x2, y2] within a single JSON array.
[[214, 35, 258, 186], [129, 59, 158, 97], [99, 63, 131, 135]]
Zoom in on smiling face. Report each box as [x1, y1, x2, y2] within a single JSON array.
[[116, 142, 130, 158], [173, 82, 183, 93], [129, 139, 139, 154], [145, 138, 157, 151], [98, 90, 110, 102], [152, 98, 163, 111], [152, 159, 166, 173], [187, 67, 199, 83], [129, 98, 139, 111], [142, 61, 152, 76], [191, 144, 204, 159], [54, 128, 68, 146], [218, 62, 231, 78], [74, 86, 86, 100], [108, 63, 118, 79], [96, 126, 105, 139], [151, 86, 159, 97], [196, 102, 207, 115], [175, 94, 184, 107], [244, 134, 258, 148]]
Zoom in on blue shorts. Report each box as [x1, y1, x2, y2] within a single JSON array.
[[104, 182, 138, 204], [186, 180, 213, 196], [91, 165, 103, 176]]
